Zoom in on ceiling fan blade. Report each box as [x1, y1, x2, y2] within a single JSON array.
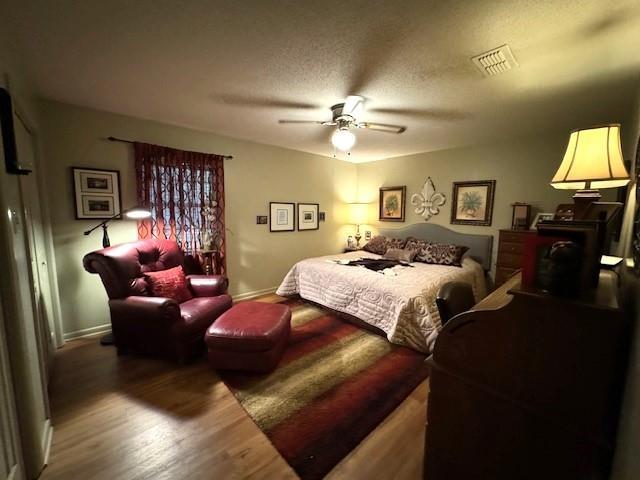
[[342, 95, 364, 118], [368, 107, 468, 121], [278, 120, 335, 126], [216, 94, 320, 110], [357, 122, 406, 134]]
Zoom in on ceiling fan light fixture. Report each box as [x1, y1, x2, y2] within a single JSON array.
[[331, 128, 356, 151]]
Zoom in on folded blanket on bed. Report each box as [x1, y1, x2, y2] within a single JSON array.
[[342, 258, 414, 272]]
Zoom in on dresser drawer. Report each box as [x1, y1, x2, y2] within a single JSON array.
[[499, 230, 529, 243], [497, 252, 523, 268], [498, 241, 524, 255]]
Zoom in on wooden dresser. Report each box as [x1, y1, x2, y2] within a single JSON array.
[[424, 271, 631, 480], [495, 229, 535, 286]]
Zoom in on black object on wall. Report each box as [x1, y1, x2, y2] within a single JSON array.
[[0, 87, 30, 175]]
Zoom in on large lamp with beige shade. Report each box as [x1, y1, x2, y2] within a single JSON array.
[[348, 203, 369, 247], [551, 124, 630, 219]]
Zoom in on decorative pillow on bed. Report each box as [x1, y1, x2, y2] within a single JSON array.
[[383, 248, 417, 262], [404, 237, 429, 252], [144, 266, 193, 303], [362, 235, 407, 255], [415, 242, 469, 267]]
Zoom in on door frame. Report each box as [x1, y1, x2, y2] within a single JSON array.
[[14, 105, 64, 350]]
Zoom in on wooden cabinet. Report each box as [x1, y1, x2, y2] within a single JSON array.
[[495, 229, 534, 286], [424, 271, 631, 480]]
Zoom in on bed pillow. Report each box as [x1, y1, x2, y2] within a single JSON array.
[[362, 235, 407, 255], [404, 237, 429, 252], [414, 242, 469, 267], [144, 265, 193, 303], [383, 248, 417, 262]]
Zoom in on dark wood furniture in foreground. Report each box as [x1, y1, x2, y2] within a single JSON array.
[[495, 229, 534, 286], [425, 271, 631, 480]]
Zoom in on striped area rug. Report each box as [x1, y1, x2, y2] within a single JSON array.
[[221, 299, 429, 479]]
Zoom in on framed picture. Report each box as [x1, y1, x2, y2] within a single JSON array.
[[379, 186, 406, 222], [511, 203, 531, 230], [451, 180, 496, 226], [72, 167, 121, 219], [270, 202, 295, 232], [297, 203, 319, 231], [530, 212, 555, 230], [554, 203, 575, 221]]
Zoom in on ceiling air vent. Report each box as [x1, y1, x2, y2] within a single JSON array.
[[471, 44, 518, 77]]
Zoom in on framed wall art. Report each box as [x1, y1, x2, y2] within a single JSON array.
[[72, 167, 122, 219], [379, 186, 406, 222], [297, 203, 319, 231], [270, 202, 295, 232], [451, 180, 496, 226]]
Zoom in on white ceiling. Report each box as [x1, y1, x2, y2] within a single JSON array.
[[2, 0, 640, 162]]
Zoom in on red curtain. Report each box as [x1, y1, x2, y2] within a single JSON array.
[[134, 142, 226, 274]]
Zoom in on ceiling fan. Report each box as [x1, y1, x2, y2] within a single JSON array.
[[278, 96, 406, 152]]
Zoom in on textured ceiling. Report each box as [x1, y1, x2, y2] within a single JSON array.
[[2, 0, 640, 162]]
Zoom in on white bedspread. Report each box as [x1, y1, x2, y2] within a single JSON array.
[[276, 251, 487, 353]]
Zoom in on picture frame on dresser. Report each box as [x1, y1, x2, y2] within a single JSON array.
[[511, 203, 531, 230], [530, 212, 554, 230]]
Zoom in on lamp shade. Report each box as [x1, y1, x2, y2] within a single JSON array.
[[551, 124, 630, 190], [124, 207, 152, 219], [332, 129, 356, 151], [349, 203, 368, 225]]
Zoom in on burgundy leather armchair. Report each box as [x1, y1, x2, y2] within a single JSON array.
[[83, 239, 232, 363]]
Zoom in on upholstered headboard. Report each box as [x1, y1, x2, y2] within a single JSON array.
[[377, 223, 494, 271]]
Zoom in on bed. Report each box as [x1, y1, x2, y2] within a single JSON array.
[[276, 223, 493, 353]]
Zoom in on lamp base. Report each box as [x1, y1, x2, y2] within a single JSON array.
[[572, 189, 601, 220], [354, 232, 362, 248]]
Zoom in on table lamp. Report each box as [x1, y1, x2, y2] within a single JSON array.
[[550, 124, 630, 219], [349, 203, 368, 247], [84, 206, 152, 247]]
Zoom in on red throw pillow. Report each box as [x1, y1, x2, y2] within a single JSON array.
[[145, 266, 193, 304]]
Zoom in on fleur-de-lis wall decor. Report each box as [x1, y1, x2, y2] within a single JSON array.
[[411, 177, 446, 221]]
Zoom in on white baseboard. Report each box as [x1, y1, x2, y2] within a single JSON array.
[[63, 323, 111, 340], [233, 286, 278, 302], [41, 419, 53, 467]]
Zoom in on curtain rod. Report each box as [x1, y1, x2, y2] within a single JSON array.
[[106, 136, 233, 160]]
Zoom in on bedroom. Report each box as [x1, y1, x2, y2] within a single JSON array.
[[0, 1, 639, 479]]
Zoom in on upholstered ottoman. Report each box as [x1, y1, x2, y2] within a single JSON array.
[[204, 301, 291, 373]]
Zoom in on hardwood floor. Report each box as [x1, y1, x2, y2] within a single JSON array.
[[41, 295, 428, 480]]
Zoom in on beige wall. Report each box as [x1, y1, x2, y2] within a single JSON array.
[[355, 132, 621, 275], [39, 101, 357, 337]]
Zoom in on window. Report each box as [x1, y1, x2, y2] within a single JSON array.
[[134, 142, 226, 273]]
